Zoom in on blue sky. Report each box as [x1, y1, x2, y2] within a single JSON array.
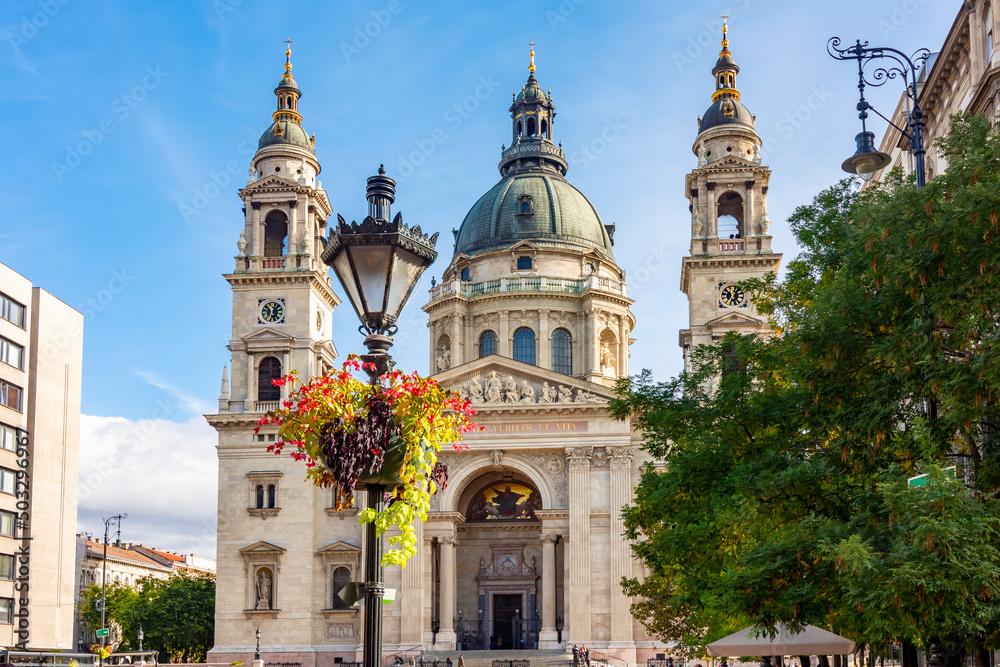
[[0, 0, 959, 554]]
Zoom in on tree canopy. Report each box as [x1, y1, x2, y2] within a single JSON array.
[[79, 571, 215, 663], [611, 114, 1000, 657]]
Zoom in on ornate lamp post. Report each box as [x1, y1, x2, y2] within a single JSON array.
[[99, 513, 126, 667], [254, 626, 261, 662], [137, 626, 144, 652], [320, 165, 438, 667], [828, 37, 931, 187]]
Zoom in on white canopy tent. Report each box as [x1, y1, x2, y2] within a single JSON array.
[[706, 624, 857, 657]]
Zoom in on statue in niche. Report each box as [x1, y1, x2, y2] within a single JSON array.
[[557, 385, 573, 403], [255, 570, 273, 610], [491, 449, 503, 468], [520, 381, 536, 403], [691, 213, 703, 238], [300, 229, 311, 255], [504, 376, 521, 403], [752, 143, 762, 164], [485, 371, 503, 404], [539, 382, 555, 404], [600, 341, 617, 376], [436, 348, 451, 372], [469, 378, 484, 405], [697, 143, 707, 167]]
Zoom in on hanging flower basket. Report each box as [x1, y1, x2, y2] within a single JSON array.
[[257, 355, 476, 566]]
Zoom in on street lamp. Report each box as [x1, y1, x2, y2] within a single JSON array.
[[137, 626, 144, 652], [100, 513, 126, 667], [320, 165, 438, 667], [255, 626, 261, 662], [828, 37, 931, 188]]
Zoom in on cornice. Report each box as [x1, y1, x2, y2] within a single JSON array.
[[224, 271, 341, 310]]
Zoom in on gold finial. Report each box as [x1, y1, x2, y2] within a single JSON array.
[[528, 40, 536, 74], [284, 38, 294, 76], [720, 13, 730, 51]]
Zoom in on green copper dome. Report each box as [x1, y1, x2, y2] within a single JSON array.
[[258, 120, 314, 153], [454, 173, 614, 259]]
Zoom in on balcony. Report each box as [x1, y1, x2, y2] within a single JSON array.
[[718, 240, 745, 252], [254, 401, 279, 412], [428, 275, 627, 302]]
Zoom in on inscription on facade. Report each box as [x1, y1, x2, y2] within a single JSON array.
[[482, 421, 588, 434]]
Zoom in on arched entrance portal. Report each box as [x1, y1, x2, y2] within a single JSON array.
[[434, 472, 564, 651]]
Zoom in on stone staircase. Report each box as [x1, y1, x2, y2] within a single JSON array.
[[413, 650, 572, 667]]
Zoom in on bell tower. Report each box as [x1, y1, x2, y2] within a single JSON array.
[[679, 17, 781, 372]]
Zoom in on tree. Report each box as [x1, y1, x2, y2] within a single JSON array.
[[80, 572, 216, 662], [612, 114, 1000, 658]]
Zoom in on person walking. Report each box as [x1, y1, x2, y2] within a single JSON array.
[[573, 645, 580, 667], [409, 657, 415, 667], [447, 658, 453, 667], [459, 656, 466, 667]]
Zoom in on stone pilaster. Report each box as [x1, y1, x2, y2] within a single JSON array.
[[400, 519, 424, 644], [538, 310, 550, 369], [538, 533, 559, 648], [566, 447, 592, 644], [437, 534, 458, 649], [607, 446, 636, 659], [287, 199, 298, 264]]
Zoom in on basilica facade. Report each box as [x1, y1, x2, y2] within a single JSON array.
[[208, 27, 778, 667]]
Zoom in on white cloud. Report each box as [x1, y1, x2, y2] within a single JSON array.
[[135, 370, 214, 415], [77, 414, 218, 559]]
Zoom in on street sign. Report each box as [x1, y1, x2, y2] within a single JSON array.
[[908, 466, 956, 487], [337, 582, 399, 607], [96, 628, 109, 638]]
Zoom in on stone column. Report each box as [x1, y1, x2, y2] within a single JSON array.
[[287, 199, 298, 263], [590, 311, 601, 375], [566, 447, 592, 644], [607, 446, 636, 660], [707, 187, 718, 238], [246, 352, 255, 403], [400, 519, 424, 644], [744, 182, 755, 237], [438, 535, 458, 649], [617, 315, 628, 377], [538, 533, 559, 647], [538, 310, 550, 370], [451, 313, 463, 368]]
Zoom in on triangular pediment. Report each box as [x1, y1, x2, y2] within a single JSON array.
[[507, 240, 541, 252], [316, 540, 362, 555], [239, 540, 286, 555], [245, 174, 301, 190], [242, 327, 294, 343], [706, 311, 762, 329], [434, 356, 613, 410]]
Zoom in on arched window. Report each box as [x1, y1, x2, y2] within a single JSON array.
[[988, 7, 995, 65], [258, 357, 282, 401], [255, 484, 265, 508], [479, 331, 498, 358], [527, 118, 537, 136], [263, 212, 288, 257], [551, 329, 572, 375], [541, 119, 549, 136], [332, 566, 351, 609], [267, 484, 276, 508], [716, 191, 745, 238], [287, 95, 294, 108], [516, 121, 522, 137], [513, 327, 536, 365]]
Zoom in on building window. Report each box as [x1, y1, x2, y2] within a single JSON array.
[[255, 485, 265, 509], [0, 338, 23, 370], [517, 256, 533, 270], [0, 598, 11, 623], [258, 357, 282, 402], [332, 566, 351, 609], [267, 484, 277, 508], [479, 331, 498, 358], [460, 268, 470, 281], [551, 328, 572, 375], [0, 295, 25, 329], [517, 195, 534, 215], [0, 554, 14, 580], [0, 512, 15, 538], [988, 7, 995, 65], [0, 469, 15, 495], [0, 381, 22, 412], [263, 212, 288, 257], [513, 327, 536, 365], [0, 424, 18, 452]]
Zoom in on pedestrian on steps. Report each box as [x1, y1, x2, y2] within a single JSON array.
[[459, 655, 466, 667], [447, 657, 453, 667]]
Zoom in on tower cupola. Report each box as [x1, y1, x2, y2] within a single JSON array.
[[273, 39, 302, 123], [711, 15, 740, 103], [257, 40, 315, 155], [499, 43, 568, 177], [695, 17, 757, 139]]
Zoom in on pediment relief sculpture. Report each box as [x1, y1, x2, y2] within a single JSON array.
[[459, 370, 603, 407]]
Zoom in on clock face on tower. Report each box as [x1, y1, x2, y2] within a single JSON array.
[[258, 298, 285, 324], [719, 283, 746, 308]]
